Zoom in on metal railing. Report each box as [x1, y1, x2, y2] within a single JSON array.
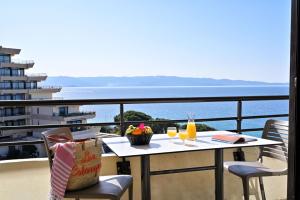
[[10, 59, 34, 65], [52, 111, 96, 117], [0, 95, 289, 147], [26, 73, 47, 77]]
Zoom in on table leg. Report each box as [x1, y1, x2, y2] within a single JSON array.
[[215, 149, 224, 200], [141, 155, 151, 200]]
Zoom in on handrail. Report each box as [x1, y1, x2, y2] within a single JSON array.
[[26, 73, 47, 77], [0, 95, 289, 147], [10, 59, 34, 65], [0, 95, 289, 106]]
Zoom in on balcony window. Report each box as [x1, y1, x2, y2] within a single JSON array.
[[12, 81, 25, 89], [0, 68, 11, 76], [17, 119, 26, 126], [5, 121, 13, 126], [12, 94, 25, 100], [67, 120, 84, 132], [25, 82, 31, 89], [32, 81, 37, 89], [11, 68, 24, 76], [0, 94, 12, 100], [0, 55, 10, 63], [0, 81, 11, 89], [25, 81, 37, 89], [13, 107, 25, 115], [59, 106, 68, 116], [4, 108, 12, 116]]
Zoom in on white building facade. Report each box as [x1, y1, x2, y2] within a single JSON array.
[[0, 46, 96, 158]]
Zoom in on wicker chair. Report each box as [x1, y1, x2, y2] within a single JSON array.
[[224, 119, 288, 200], [42, 127, 133, 200]]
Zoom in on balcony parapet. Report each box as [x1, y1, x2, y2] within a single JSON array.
[[26, 73, 47, 81], [11, 59, 34, 65], [0, 74, 47, 82], [0, 60, 34, 69], [29, 86, 62, 93], [0, 86, 61, 94], [0, 147, 287, 200], [0, 114, 30, 122], [53, 111, 96, 117], [52, 111, 96, 120]]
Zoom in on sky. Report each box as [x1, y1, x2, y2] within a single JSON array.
[[0, 0, 291, 83]]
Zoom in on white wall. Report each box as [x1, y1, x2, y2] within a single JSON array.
[[0, 148, 288, 200]]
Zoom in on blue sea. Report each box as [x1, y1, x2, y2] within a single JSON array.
[[54, 85, 289, 137]]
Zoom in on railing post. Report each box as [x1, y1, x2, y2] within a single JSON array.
[[120, 103, 125, 136], [237, 100, 242, 134], [117, 103, 131, 175], [234, 100, 245, 161]]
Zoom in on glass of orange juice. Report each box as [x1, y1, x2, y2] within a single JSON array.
[[178, 129, 188, 145], [186, 118, 197, 141], [167, 127, 177, 142]]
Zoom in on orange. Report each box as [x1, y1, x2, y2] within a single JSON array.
[[132, 128, 142, 135]]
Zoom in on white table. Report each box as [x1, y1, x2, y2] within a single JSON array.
[[102, 131, 282, 200]]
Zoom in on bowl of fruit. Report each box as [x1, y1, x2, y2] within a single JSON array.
[[125, 123, 153, 145]]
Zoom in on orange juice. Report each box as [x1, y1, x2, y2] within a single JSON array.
[[179, 131, 188, 141], [186, 121, 196, 140], [167, 130, 177, 137]]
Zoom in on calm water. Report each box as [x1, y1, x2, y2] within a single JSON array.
[[54, 85, 289, 137]]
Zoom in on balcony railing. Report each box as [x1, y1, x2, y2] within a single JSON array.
[[0, 86, 61, 90], [0, 95, 289, 147], [10, 59, 34, 65], [53, 111, 96, 117], [36, 86, 61, 90], [26, 73, 47, 77]]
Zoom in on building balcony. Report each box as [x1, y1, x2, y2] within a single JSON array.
[[52, 111, 96, 120], [0, 146, 287, 200], [26, 73, 47, 82], [0, 73, 47, 82], [29, 86, 62, 93], [53, 111, 96, 117], [30, 111, 95, 121], [0, 86, 62, 94], [0, 95, 289, 200], [0, 74, 48, 82], [0, 114, 30, 122], [0, 60, 34, 69]]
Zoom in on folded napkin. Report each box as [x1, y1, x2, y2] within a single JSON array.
[[212, 134, 257, 144], [49, 142, 75, 200]]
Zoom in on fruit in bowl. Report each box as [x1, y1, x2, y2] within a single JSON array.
[[126, 123, 153, 145]]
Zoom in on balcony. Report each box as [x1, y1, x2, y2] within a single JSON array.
[[28, 86, 62, 93], [54, 111, 96, 117], [0, 74, 46, 82], [0, 86, 61, 94], [52, 111, 96, 120], [26, 73, 47, 82], [0, 146, 287, 200], [0, 59, 34, 69], [0, 96, 289, 200], [0, 114, 30, 122]]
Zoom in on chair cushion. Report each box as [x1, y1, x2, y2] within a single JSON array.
[[65, 175, 132, 199], [224, 161, 285, 178]]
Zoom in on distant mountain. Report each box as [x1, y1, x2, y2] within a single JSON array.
[[41, 76, 288, 87]]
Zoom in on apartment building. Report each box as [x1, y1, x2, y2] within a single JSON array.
[[0, 46, 96, 158]]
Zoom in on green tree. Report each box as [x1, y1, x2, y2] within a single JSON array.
[[114, 110, 152, 122], [150, 118, 178, 134]]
